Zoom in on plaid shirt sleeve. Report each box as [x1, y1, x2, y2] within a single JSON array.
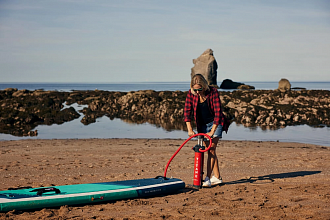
[[184, 90, 194, 122], [210, 87, 230, 132], [211, 87, 222, 125]]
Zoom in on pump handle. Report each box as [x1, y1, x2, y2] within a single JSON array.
[[198, 134, 213, 153]]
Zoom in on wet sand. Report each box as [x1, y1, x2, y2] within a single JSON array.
[[0, 139, 329, 219]]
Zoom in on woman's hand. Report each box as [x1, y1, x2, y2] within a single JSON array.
[[188, 130, 196, 137], [206, 131, 214, 138], [186, 122, 195, 137], [207, 124, 217, 138]]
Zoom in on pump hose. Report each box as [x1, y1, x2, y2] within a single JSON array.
[[163, 133, 212, 178]]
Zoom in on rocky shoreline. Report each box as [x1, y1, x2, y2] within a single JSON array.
[[1, 88, 329, 137]]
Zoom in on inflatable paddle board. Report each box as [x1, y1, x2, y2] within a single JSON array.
[[0, 177, 184, 212]]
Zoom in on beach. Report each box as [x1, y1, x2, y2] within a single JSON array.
[[0, 138, 329, 219]]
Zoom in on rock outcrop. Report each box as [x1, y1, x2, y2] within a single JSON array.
[[220, 79, 243, 89], [0, 89, 80, 136], [221, 90, 330, 128], [278, 78, 291, 92], [1, 88, 329, 137], [237, 85, 255, 90], [191, 49, 218, 87], [220, 79, 255, 90]]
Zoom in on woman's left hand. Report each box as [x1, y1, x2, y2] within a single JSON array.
[[207, 124, 218, 139], [206, 132, 214, 139]]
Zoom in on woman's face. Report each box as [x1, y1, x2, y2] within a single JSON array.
[[193, 84, 204, 94]]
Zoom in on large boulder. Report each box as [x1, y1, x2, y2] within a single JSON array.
[[191, 49, 218, 87], [278, 78, 291, 92], [220, 79, 244, 89]]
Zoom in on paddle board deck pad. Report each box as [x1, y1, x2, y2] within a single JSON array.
[[0, 177, 185, 212]]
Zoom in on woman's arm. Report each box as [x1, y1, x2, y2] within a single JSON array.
[[184, 91, 196, 137], [208, 123, 218, 137], [186, 122, 196, 137], [184, 90, 193, 122], [211, 88, 222, 125]]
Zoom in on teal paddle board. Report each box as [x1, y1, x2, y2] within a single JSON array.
[[0, 177, 185, 212]]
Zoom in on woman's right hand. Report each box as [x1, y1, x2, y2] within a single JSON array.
[[186, 122, 195, 137], [188, 130, 196, 137]]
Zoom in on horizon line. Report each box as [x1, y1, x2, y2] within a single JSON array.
[[1, 81, 330, 84]]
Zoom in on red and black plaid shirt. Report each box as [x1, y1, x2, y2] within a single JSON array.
[[184, 86, 229, 133]]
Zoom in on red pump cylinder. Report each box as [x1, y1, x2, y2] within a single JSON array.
[[192, 136, 205, 188]]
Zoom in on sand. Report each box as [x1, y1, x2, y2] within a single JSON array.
[[0, 138, 329, 219]]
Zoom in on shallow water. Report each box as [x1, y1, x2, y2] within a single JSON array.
[[0, 103, 329, 147]]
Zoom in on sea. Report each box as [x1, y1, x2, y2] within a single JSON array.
[[1, 81, 330, 147]]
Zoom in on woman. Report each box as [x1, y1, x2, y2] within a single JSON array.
[[184, 74, 229, 187]]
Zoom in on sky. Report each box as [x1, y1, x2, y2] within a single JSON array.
[[0, 0, 330, 83]]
